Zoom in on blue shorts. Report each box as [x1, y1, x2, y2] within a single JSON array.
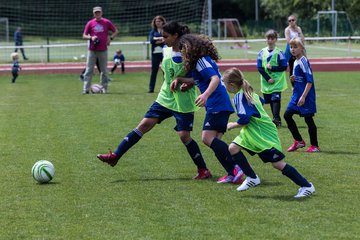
[[263, 92, 281, 104], [202, 111, 232, 133], [144, 101, 194, 131], [244, 147, 285, 163]]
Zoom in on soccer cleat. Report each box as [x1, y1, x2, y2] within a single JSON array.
[[193, 168, 212, 180], [232, 165, 245, 184], [217, 175, 234, 184], [287, 140, 305, 152], [236, 175, 261, 192], [97, 150, 119, 167], [294, 183, 315, 198], [306, 145, 320, 153]]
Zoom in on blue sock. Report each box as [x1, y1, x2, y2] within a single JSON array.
[[114, 129, 143, 158], [282, 164, 311, 187], [185, 139, 207, 170], [232, 151, 256, 178], [210, 138, 234, 176]]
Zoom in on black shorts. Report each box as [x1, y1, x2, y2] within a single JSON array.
[[263, 92, 281, 104], [244, 147, 285, 163]]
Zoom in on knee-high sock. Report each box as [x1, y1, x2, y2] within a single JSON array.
[[210, 138, 234, 176], [282, 164, 311, 187], [185, 139, 207, 169], [114, 129, 143, 158], [232, 151, 256, 178], [284, 110, 303, 141], [272, 101, 281, 121], [305, 116, 318, 147]]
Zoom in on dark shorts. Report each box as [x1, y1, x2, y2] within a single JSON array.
[[144, 101, 194, 131], [202, 111, 232, 133], [284, 108, 315, 118], [263, 92, 281, 104], [244, 147, 285, 163]]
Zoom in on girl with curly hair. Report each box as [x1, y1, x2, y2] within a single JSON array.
[[171, 34, 244, 184]]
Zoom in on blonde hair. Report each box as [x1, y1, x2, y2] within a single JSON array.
[[11, 52, 18, 60], [289, 36, 306, 56], [222, 67, 254, 104]]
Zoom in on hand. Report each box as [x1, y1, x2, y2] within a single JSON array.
[[195, 93, 208, 107], [290, 75, 295, 82], [170, 79, 179, 92], [268, 79, 275, 84], [227, 122, 238, 130], [297, 96, 305, 106], [266, 63, 272, 70], [180, 82, 194, 92]]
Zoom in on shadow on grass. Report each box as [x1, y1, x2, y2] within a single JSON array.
[[111, 177, 194, 183], [241, 194, 315, 202], [319, 150, 358, 155]]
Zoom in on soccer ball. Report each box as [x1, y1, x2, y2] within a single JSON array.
[[114, 59, 120, 64], [31, 160, 55, 183], [91, 84, 104, 94]]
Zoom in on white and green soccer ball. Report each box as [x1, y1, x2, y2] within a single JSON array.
[[31, 160, 55, 183]]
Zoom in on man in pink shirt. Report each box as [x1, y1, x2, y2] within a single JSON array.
[[82, 6, 119, 94]]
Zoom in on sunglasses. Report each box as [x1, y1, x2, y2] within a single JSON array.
[[288, 19, 295, 22]]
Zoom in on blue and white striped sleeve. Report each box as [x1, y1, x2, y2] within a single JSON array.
[[233, 92, 260, 125]]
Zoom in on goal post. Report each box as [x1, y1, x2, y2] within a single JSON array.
[[0, 0, 208, 40], [317, 11, 354, 37], [0, 17, 9, 42]]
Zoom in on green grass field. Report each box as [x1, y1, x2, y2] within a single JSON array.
[[0, 71, 359, 239]]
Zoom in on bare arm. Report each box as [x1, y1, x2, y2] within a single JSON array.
[[297, 82, 312, 106], [227, 122, 243, 130], [285, 27, 291, 43], [195, 75, 219, 107]]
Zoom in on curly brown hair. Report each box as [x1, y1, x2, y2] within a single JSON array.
[[178, 34, 220, 71]]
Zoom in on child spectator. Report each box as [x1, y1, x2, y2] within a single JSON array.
[[11, 52, 21, 83], [110, 49, 125, 74]]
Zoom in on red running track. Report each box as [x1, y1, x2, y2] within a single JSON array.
[[0, 58, 359, 75]]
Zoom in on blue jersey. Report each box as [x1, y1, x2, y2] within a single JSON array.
[[113, 53, 125, 62], [12, 60, 20, 72], [287, 56, 316, 115], [233, 92, 264, 125], [192, 56, 234, 113]]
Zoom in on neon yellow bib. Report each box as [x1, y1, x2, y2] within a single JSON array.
[[233, 92, 282, 153], [260, 47, 287, 94], [156, 47, 198, 113]]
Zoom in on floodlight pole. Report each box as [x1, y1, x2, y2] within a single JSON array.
[[332, 0, 335, 37], [208, 0, 212, 38]]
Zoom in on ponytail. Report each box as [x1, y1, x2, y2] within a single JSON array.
[[241, 79, 254, 104]]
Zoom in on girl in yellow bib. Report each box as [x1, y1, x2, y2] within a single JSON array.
[[97, 22, 212, 180], [257, 30, 287, 128], [222, 67, 315, 198]]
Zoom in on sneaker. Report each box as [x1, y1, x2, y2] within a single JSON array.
[[193, 168, 212, 180], [287, 140, 305, 152], [96, 150, 119, 167], [236, 175, 261, 191], [294, 183, 315, 198], [306, 146, 320, 153], [82, 90, 89, 94], [232, 165, 245, 184], [217, 175, 234, 183]]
